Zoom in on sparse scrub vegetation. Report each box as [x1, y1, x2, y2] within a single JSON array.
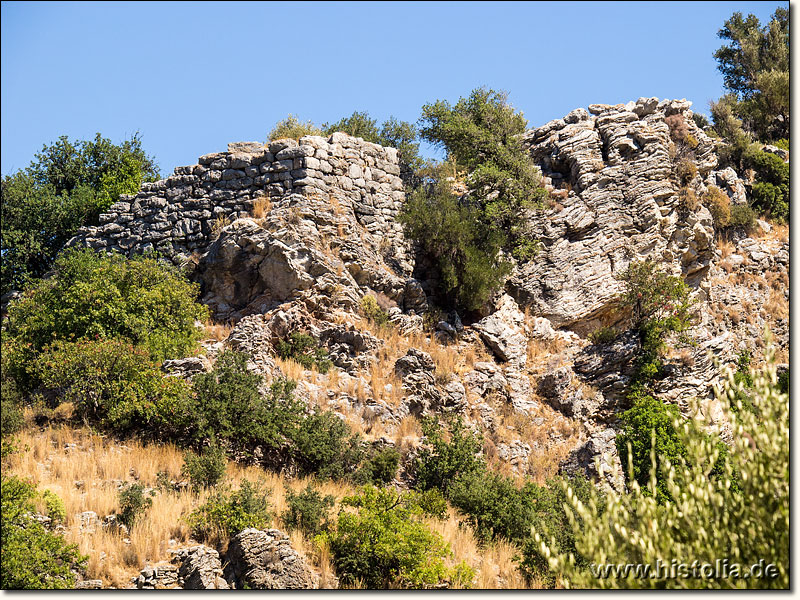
[[268, 114, 323, 141], [186, 479, 272, 543], [276, 332, 333, 374]]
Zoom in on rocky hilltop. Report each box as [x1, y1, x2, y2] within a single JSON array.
[[67, 97, 788, 489]]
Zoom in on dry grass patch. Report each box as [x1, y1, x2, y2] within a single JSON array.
[[203, 319, 233, 343], [251, 194, 272, 220]]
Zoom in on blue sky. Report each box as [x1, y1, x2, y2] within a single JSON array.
[[1, 1, 787, 176]]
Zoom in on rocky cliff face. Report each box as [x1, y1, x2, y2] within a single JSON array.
[[67, 99, 788, 490], [511, 98, 747, 334]]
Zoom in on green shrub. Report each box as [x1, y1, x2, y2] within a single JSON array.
[[616, 395, 687, 503], [293, 411, 364, 480], [361, 447, 401, 485], [743, 144, 789, 222], [275, 332, 332, 374], [400, 173, 511, 311], [281, 484, 334, 536], [322, 486, 474, 589], [588, 326, 618, 345], [517, 475, 598, 586], [1, 375, 24, 437], [414, 417, 485, 494], [535, 347, 788, 588], [1, 133, 159, 295], [406, 488, 449, 520], [418, 87, 546, 261], [182, 441, 228, 488], [41, 490, 66, 524], [5, 248, 207, 392], [268, 114, 322, 141], [360, 294, 390, 326], [729, 203, 756, 231], [186, 479, 271, 542], [34, 338, 194, 437], [616, 260, 693, 396], [1, 475, 87, 589], [447, 470, 536, 543], [118, 482, 153, 528], [190, 353, 301, 456]]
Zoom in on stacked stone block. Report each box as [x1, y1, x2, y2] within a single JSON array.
[[69, 133, 407, 263]]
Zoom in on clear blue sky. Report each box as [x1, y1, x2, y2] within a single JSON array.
[[1, 1, 788, 176]]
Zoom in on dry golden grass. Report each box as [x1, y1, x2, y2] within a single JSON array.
[[717, 237, 734, 259], [203, 319, 233, 342], [6, 422, 541, 589], [251, 194, 272, 220]]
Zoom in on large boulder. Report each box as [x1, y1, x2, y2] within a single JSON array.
[[473, 294, 528, 367], [224, 528, 319, 590]]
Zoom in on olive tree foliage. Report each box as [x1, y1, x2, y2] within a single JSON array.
[[713, 8, 789, 141], [534, 344, 788, 589], [1, 134, 159, 294]]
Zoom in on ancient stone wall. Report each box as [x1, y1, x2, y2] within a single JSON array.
[[69, 134, 408, 264]]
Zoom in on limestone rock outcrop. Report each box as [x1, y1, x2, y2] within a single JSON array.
[[511, 98, 746, 333], [224, 528, 319, 590]]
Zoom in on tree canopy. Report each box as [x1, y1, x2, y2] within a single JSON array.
[[713, 8, 789, 141], [1, 133, 159, 294]]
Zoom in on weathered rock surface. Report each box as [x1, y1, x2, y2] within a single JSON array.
[[474, 294, 528, 367], [224, 528, 319, 589], [170, 545, 229, 590], [511, 98, 742, 333]]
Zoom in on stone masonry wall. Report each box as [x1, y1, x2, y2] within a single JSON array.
[[69, 133, 408, 265]]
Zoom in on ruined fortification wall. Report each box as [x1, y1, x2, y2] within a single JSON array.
[[70, 133, 408, 264]]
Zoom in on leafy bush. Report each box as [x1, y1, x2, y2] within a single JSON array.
[[1, 133, 159, 294], [0, 374, 24, 437], [1, 475, 86, 589], [535, 347, 788, 588], [616, 396, 687, 502], [414, 417, 485, 494], [617, 260, 693, 394], [400, 173, 511, 311], [189, 353, 302, 457], [322, 486, 474, 589], [360, 447, 401, 485], [186, 480, 271, 542], [281, 484, 334, 536], [118, 482, 153, 528], [268, 114, 322, 141], [182, 441, 228, 488], [730, 205, 755, 230], [41, 490, 66, 524], [360, 294, 390, 326], [5, 248, 208, 391], [292, 410, 364, 480], [517, 475, 599, 586], [275, 332, 332, 374], [418, 87, 547, 261], [743, 144, 788, 222], [447, 470, 536, 543], [34, 338, 194, 437]]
